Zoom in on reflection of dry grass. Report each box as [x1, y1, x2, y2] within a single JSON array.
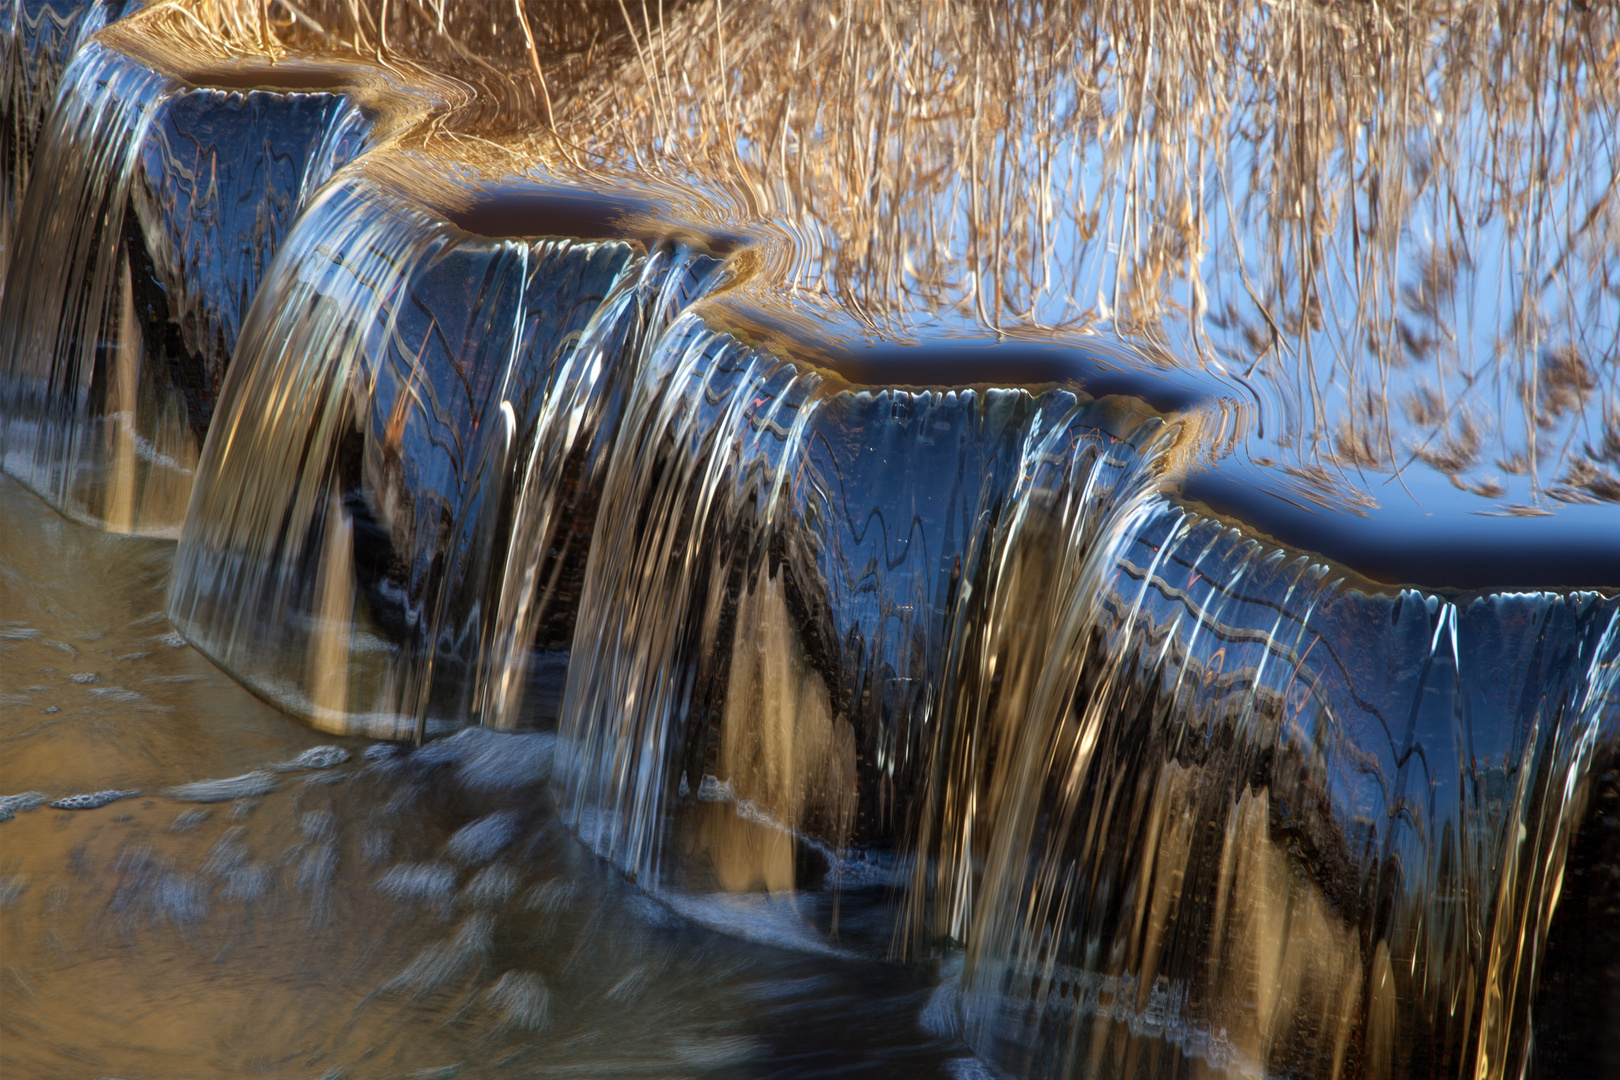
[[111, 0, 1620, 504], [135, 0, 642, 103]]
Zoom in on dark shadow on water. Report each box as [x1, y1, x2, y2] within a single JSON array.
[[178, 60, 357, 92], [1182, 458, 1620, 592]]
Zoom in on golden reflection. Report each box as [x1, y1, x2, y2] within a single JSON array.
[[695, 571, 857, 894], [306, 485, 355, 730], [103, 256, 142, 533], [1191, 785, 1363, 1080], [92, 254, 201, 536], [77, 0, 1620, 512]]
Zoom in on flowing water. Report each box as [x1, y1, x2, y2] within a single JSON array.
[[3, 3, 1617, 1079], [0, 473, 962, 1079]]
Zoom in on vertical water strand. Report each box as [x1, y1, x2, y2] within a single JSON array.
[[360, 212, 651, 735], [944, 494, 1620, 1079], [797, 383, 1060, 880], [1474, 595, 1620, 1079], [947, 422, 1194, 995], [400, 235, 717, 735], [953, 510, 1373, 1078], [553, 332, 1216, 945], [1, 37, 375, 535], [0, 41, 169, 520], [169, 171, 649, 738], [170, 176, 447, 737], [377, 223, 557, 735], [478, 241, 730, 731], [557, 315, 825, 885], [1, 0, 125, 278], [904, 401, 1184, 954]]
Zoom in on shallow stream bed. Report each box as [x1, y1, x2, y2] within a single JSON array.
[[0, 475, 969, 1080]]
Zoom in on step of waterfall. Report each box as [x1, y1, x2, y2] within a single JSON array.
[[2, 5, 1616, 1080]]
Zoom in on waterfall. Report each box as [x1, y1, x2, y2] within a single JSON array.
[[0, 37, 372, 534], [3, 8, 1616, 1080], [940, 502, 1617, 1078], [168, 165, 729, 739], [554, 314, 1215, 926], [1, 41, 167, 525], [2, 0, 130, 275], [548, 304, 1618, 1077]]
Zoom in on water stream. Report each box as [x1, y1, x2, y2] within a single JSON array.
[[3, 3, 1617, 1079]]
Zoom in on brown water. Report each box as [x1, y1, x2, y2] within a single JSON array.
[[0, 475, 969, 1079]]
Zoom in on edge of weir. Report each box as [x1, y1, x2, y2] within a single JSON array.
[[32, 20, 1620, 600]]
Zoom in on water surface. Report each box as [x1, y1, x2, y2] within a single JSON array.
[[0, 476, 969, 1079]]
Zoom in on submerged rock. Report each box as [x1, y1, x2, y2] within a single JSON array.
[[444, 810, 521, 866]]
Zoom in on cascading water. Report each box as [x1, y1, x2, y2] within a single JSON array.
[[550, 297, 1619, 1077], [555, 315, 1213, 922], [1, 0, 130, 273], [0, 35, 374, 533], [3, 5, 1616, 1080], [481, 232, 730, 733], [168, 162, 731, 738], [1, 41, 172, 526], [940, 507, 1618, 1079]]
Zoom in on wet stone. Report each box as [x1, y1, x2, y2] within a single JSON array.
[[296, 841, 340, 918], [483, 970, 550, 1031], [415, 729, 554, 792], [463, 864, 519, 908], [111, 844, 209, 928], [299, 809, 338, 842], [201, 826, 251, 877], [375, 861, 458, 917], [203, 827, 271, 904], [0, 874, 27, 907], [380, 913, 495, 999], [362, 828, 393, 865], [521, 880, 578, 916]]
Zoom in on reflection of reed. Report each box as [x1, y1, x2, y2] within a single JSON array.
[[161, 0, 1618, 509], [104, 258, 142, 533], [702, 572, 857, 894], [308, 485, 355, 728], [568, 0, 1620, 506]]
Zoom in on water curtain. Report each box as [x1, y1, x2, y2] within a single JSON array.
[[0, 10, 1615, 1080], [170, 170, 730, 739], [0, 39, 369, 534]]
